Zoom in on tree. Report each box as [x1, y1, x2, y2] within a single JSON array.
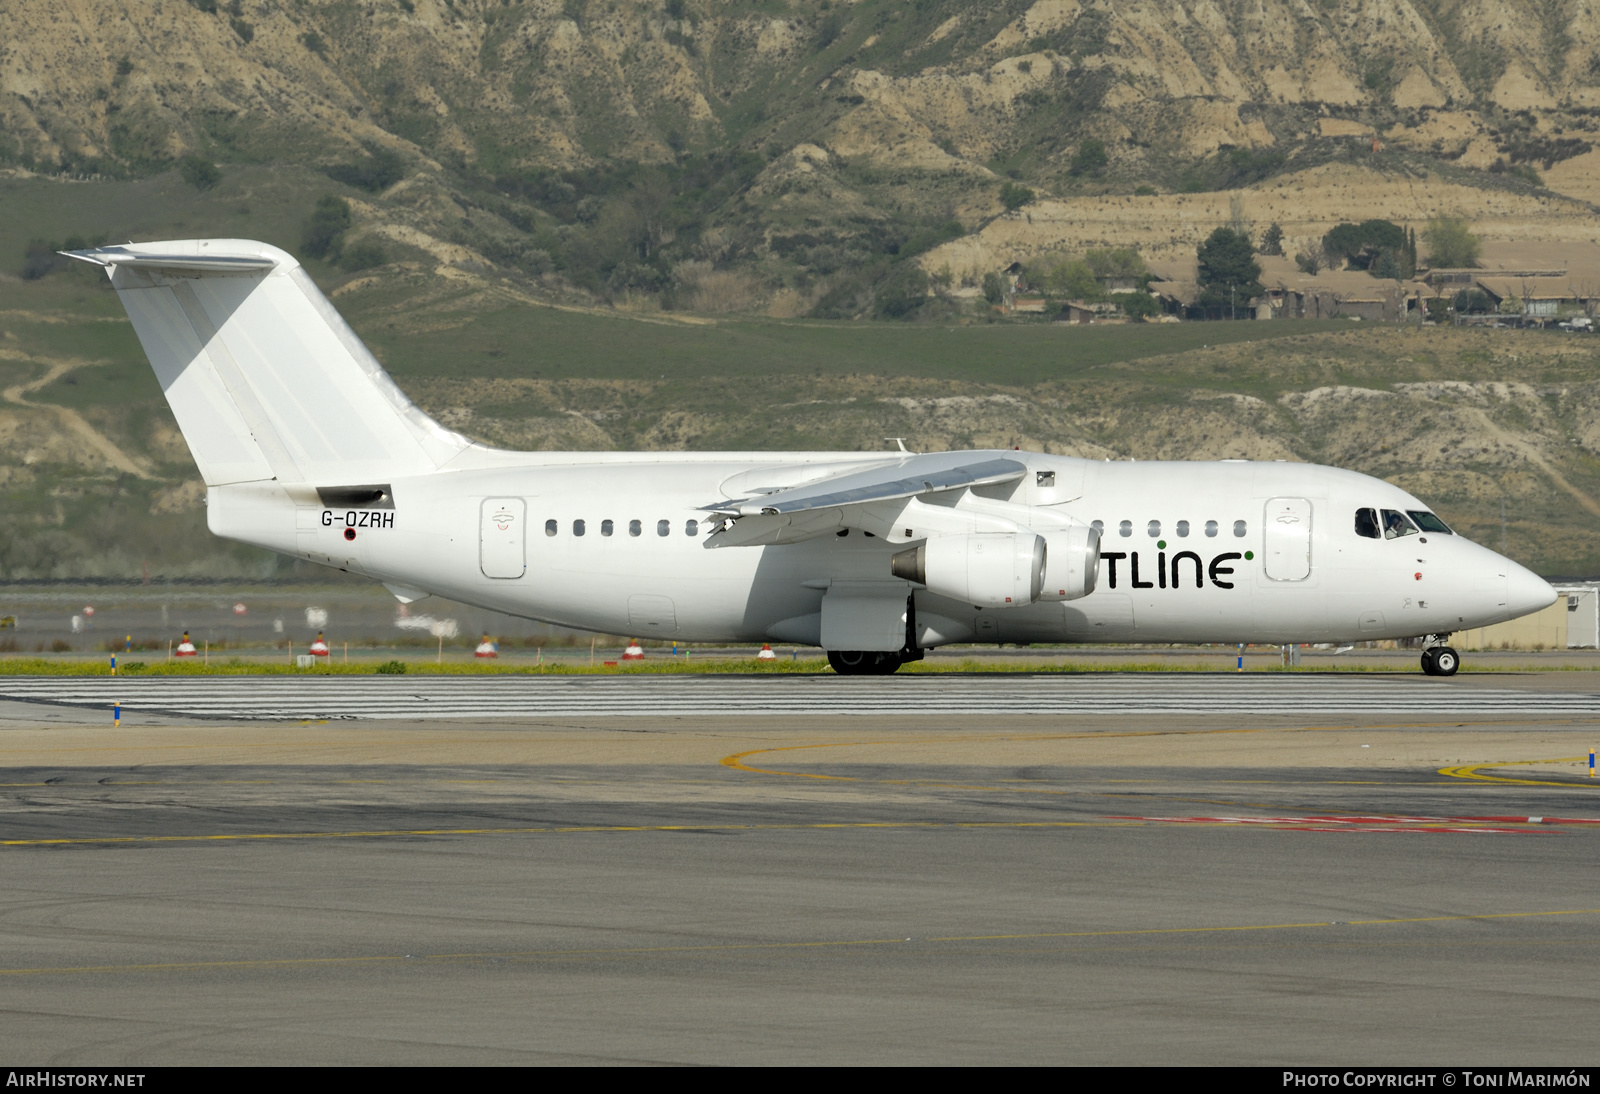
[[1084, 247, 1145, 284], [1423, 216, 1481, 268], [999, 181, 1035, 211], [1259, 222, 1284, 256], [302, 196, 352, 260], [1196, 227, 1261, 314], [1295, 246, 1327, 275], [1025, 252, 1102, 301], [179, 156, 220, 192], [1323, 219, 1405, 269], [874, 264, 930, 319], [1114, 292, 1160, 320], [1070, 138, 1108, 177], [981, 271, 1006, 305]]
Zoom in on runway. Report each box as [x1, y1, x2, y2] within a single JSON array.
[[4, 671, 1600, 719], [2, 675, 1598, 1064]]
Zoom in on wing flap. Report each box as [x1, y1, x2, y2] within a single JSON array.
[[705, 454, 1027, 517]]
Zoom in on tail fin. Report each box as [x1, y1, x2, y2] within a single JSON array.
[[66, 239, 470, 487]]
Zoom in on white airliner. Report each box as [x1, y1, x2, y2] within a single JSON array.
[[67, 239, 1555, 675]]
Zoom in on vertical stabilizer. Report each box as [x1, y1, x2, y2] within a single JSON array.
[[66, 239, 470, 486]]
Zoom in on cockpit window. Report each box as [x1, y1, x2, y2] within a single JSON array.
[[1407, 510, 1453, 535], [1355, 508, 1380, 539], [1381, 509, 1419, 539]]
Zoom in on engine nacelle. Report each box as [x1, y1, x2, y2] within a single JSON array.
[[890, 533, 1045, 608], [1036, 525, 1100, 601]]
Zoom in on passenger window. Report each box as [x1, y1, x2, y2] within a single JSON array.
[[629, 519, 642, 537], [544, 519, 557, 537], [1091, 520, 1104, 537], [601, 519, 614, 537], [1407, 510, 1454, 535], [1205, 520, 1218, 537], [1118, 520, 1132, 538], [1232, 520, 1247, 537], [1381, 509, 1419, 539], [1147, 520, 1161, 538], [573, 519, 585, 537], [657, 519, 671, 537], [1176, 520, 1189, 538], [685, 519, 699, 537], [1355, 508, 1380, 539]]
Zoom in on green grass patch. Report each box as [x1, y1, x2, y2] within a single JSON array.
[[0, 655, 1558, 676], [360, 305, 1352, 386]]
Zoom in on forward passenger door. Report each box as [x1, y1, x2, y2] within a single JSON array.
[[1262, 497, 1312, 581]]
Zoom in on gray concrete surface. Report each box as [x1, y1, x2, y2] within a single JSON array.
[[2, 684, 1598, 1064]]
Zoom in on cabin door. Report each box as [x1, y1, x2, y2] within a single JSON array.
[[480, 498, 526, 579], [1263, 497, 1312, 581]]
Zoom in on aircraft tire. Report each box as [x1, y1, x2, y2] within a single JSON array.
[[826, 650, 903, 675], [1431, 647, 1460, 676], [1420, 648, 1439, 675]]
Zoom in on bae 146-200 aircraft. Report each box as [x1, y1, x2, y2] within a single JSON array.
[[66, 239, 1556, 675]]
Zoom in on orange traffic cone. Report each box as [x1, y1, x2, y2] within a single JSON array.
[[175, 631, 197, 657], [474, 633, 498, 658], [622, 639, 645, 661], [308, 631, 330, 658], [757, 643, 777, 660]]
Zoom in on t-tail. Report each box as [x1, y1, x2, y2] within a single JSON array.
[[64, 239, 471, 488]]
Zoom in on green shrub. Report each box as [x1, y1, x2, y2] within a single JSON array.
[[302, 196, 352, 259], [1070, 137, 1108, 176], [376, 660, 407, 675], [179, 156, 221, 192], [339, 238, 387, 271], [999, 181, 1034, 210]]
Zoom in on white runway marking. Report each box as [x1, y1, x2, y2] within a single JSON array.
[[2, 674, 1596, 720]]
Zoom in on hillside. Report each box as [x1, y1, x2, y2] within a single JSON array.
[[2, 251, 1599, 578], [5, 1, 1600, 583], [7, 1, 1600, 313]]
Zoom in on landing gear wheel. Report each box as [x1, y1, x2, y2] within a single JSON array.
[[1421, 647, 1460, 676], [827, 650, 903, 675]]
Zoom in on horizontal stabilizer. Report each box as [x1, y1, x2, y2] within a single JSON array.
[[63, 246, 278, 273]]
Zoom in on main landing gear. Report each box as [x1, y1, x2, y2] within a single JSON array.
[[826, 650, 906, 675], [1420, 636, 1460, 677]]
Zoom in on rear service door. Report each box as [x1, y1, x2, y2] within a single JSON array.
[[480, 498, 526, 579], [1263, 497, 1312, 581]]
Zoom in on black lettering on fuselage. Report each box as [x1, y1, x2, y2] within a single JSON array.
[[1102, 552, 1127, 588], [1170, 551, 1204, 589], [1130, 552, 1154, 589], [321, 510, 395, 529], [1102, 550, 1243, 591], [1208, 552, 1241, 589]]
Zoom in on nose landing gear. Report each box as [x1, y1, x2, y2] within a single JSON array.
[[1420, 637, 1460, 677]]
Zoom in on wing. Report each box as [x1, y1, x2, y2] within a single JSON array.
[[703, 453, 1028, 547]]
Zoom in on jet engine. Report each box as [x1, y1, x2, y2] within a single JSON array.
[[890, 533, 1045, 608], [1036, 524, 1100, 602]]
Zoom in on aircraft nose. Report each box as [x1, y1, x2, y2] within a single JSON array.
[[1505, 560, 1557, 618]]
